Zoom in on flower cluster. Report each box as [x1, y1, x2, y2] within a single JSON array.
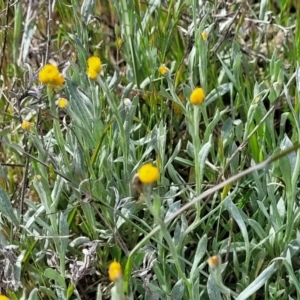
[[57, 97, 69, 109], [38, 64, 65, 87], [109, 261, 123, 282], [87, 56, 102, 80], [190, 87, 205, 105], [158, 64, 169, 76], [21, 120, 32, 131], [208, 255, 221, 268], [138, 163, 159, 184]]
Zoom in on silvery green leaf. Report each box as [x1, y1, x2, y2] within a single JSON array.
[[190, 234, 207, 280], [28, 288, 38, 300], [44, 268, 66, 289], [0, 186, 19, 226], [237, 262, 277, 300], [170, 279, 184, 300], [81, 0, 95, 24], [223, 198, 249, 256], [207, 275, 222, 300], [96, 284, 102, 300]]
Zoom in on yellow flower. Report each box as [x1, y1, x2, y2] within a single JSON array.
[[0, 295, 10, 300], [38, 64, 65, 86], [190, 87, 205, 105], [52, 74, 65, 86], [109, 261, 123, 282], [87, 56, 101, 72], [21, 121, 32, 131], [201, 31, 208, 40], [158, 64, 169, 76], [116, 37, 123, 50], [86, 68, 99, 80], [57, 98, 69, 108], [138, 163, 159, 184], [87, 56, 102, 80], [208, 255, 221, 268]]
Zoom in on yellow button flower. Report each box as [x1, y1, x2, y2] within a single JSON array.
[[87, 56, 102, 80], [158, 64, 169, 76], [0, 295, 10, 300], [190, 87, 205, 105], [57, 98, 69, 108], [87, 56, 102, 73], [109, 261, 123, 282], [52, 74, 65, 86], [138, 163, 159, 184], [86, 68, 99, 80], [21, 120, 32, 131], [115, 37, 123, 50], [38, 64, 65, 87], [208, 255, 221, 268]]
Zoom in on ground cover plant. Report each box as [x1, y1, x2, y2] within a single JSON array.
[[0, 0, 300, 299]]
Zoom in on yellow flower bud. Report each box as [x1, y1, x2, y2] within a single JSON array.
[[137, 163, 159, 184], [21, 121, 32, 131], [87, 56, 102, 80], [208, 255, 221, 268], [109, 261, 123, 282], [57, 98, 69, 108], [158, 64, 169, 76], [190, 87, 205, 105]]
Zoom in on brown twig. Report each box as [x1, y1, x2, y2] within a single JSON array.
[[0, 0, 10, 74], [45, 0, 52, 64]]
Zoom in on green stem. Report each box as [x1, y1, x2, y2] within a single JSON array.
[[193, 106, 202, 217], [144, 187, 192, 295]]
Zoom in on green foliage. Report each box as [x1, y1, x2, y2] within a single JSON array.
[[1, 0, 300, 299]]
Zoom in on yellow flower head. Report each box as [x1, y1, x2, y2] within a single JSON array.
[[109, 261, 123, 282], [0, 295, 10, 300], [87, 56, 102, 80], [87, 56, 102, 73], [52, 74, 65, 86], [138, 163, 159, 184], [190, 87, 205, 105], [116, 37, 123, 50], [57, 98, 69, 109], [21, 120, 32, 131], [38, 64, 65, 86], [208, 255, 221, 268], [87, 68, 99, 80], [201, 31, 208, 41], [158, 64, 169, 76]]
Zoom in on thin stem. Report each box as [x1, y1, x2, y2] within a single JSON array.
[[193, 106, 202, 217]]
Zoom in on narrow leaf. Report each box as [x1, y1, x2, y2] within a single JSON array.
[[237, 262, 277, 300]]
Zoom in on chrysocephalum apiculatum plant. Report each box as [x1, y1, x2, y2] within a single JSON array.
[[1, 0, 300, 299]]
